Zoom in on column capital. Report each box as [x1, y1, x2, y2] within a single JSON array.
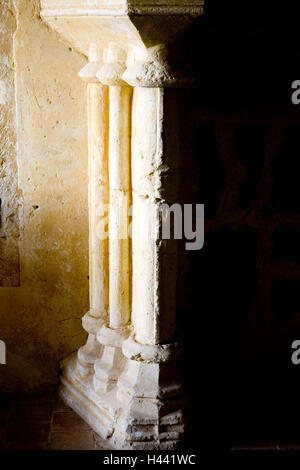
[[97, 43, 128, 86], [41, 1, 204, 86], [78, 45, 103, 82], [123, 45, 193, 88]]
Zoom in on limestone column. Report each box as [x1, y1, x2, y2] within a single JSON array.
[[93, 44, 132, 393], [75, 46, 109, 379], [129, 86, 180, 345], [41, 0, 204, 450], [113, 49, 187, 449]]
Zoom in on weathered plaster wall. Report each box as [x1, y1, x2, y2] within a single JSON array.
[[0, 0, 89, 391], [0, 0, 20, 287]]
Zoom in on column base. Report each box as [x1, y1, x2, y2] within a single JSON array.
[[76, 333, 102, 379], [60, 354, 119, 443], [60, 353, 186, 450], [94, 346, 125, 393], [93, 324, 128, 393]]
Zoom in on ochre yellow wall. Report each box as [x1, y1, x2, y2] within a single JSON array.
[[0, 0, 90, 391]]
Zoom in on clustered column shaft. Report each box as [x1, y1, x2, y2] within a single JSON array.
[[60, 43, 186, 450], [76, 57, 109, 378], [108, 85, 132, 330]]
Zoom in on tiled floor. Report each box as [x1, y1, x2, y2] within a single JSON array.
[[1, 392, 299, 451], [0, 392, 104, 450]]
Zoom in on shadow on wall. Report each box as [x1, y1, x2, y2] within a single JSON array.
[[179, 0, 300, 450], [0, 0, 89, 392]]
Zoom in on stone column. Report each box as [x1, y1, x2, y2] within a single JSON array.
[[75, 45, 109, 379], [113, 50, 187, 450], [41, 0, 204, 450], [93, 44, 132, 393]]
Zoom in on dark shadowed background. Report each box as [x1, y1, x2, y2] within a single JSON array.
[[177, 0, 300, 451]]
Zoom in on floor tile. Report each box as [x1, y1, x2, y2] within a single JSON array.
[[54, 396, 72, 412], [52, 411, 91, 432], [50, 430, 95, 450]]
